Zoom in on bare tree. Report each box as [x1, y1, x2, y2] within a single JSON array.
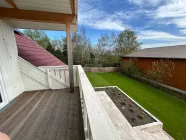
[[72, 27, 91, 65], [95, 33, 120, 66]]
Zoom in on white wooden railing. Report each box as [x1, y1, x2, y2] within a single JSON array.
[[39, 65, 78, 88], [19, 57, 69, 91], [77, 65, 121, 140]]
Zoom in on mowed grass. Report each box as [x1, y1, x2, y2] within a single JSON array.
[[86, 72, 186, 140]]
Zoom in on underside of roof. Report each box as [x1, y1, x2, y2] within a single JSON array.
[[122, 45, 186, 59], [0, 0, 78, 31]]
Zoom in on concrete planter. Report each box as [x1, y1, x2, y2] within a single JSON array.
[[95, 86, 163, 133]]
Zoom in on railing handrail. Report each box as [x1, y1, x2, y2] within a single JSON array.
[[39, 65, 78, 70], [77, 65, 121, 140], [39, 66, 69, 70]]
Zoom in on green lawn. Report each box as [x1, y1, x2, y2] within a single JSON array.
[[86, 72, 186, 140]]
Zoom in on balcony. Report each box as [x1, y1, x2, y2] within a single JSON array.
[[1, 62, 174, 140], [0, 88, 84, 140], [0, 65, 121, 140]]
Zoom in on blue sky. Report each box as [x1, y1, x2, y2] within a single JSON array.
[[40, 0, 186, 48]]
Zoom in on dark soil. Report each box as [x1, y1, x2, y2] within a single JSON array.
[[95, 87, 156, 127]]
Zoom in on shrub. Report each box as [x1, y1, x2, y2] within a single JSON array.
[[121, 58, 141, 76], [145, 59, 175, 85]]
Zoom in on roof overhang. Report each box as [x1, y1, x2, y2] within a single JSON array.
[[0, 0, 78, 32]]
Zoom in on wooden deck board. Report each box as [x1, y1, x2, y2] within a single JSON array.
[[0, 92, 32, 123], [13, 91, 52, 140], [0, 88, 85, 140]]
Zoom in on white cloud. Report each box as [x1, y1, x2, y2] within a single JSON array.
[[152, 0, 186, 30], [78, 1, 128, 31], [180, 29, 186, 34], [172, 18, 186, 28], [128, 0, 165, 7], [88, 18, 125, 31], [79, 10, 126, 31], [139, 30, 186, 48], [142, 41, 186, 48], [138, 30, 186, 41], [154, 0, 186, 19]]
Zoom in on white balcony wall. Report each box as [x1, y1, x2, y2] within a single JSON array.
[[18, 57, 69, 91], [0, 20, 24, 102]]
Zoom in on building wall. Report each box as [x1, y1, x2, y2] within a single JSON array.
[[0, 20, 25, 102], [83, 67, 120, 72], [122, 57, 186, 91]]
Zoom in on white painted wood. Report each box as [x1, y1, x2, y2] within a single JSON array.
[[17, 3, 72, 14], [15, 0, 77, 5], [39, 66, 78, 87], [0, 68, 8, 109], [14, 0, 77, 14], [8, 20, 77, 32], [21, 73, 48, 91], [48, 72, 69, 87], [77, 65, 121, 140], [0, 1, 11, 8], [15, 1, 72, 8], [39, 66, 69, 70], [1, 0, 78, 32], [0, 20, 25, 102], [47, 69, 51, 88], [18, 57, 68, 91]]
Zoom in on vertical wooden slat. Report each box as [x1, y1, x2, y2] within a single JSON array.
[[54, 69, 56, 76], [64, 70, 66, 82], [59, 70, 61, 79], [47, 69, 50, 88]]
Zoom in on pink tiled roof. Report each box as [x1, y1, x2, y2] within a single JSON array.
[[15, 31, 65, 67]]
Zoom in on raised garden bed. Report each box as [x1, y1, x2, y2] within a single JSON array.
[[95, 86, 158, 127]]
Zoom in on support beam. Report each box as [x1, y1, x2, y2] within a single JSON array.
[[0, 7, 75, 24], [66, 23, 74, 92], [5, 0, 17, 9], [71, 0, 75, 14]]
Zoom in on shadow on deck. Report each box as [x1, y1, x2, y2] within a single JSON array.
[[0, 88, 85, 140]]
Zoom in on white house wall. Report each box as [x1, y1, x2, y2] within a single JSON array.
[[0, 20, 24, 102]]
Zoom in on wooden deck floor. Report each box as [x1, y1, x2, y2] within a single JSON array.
[[0, 88, 85, 140]]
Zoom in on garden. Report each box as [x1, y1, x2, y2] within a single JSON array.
[[87, 72, 186, 140]]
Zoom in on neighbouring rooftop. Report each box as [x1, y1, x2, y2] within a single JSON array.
[[122, 45, 186, 59], [15, 31, 66, 67], [0, 88, 85, 140]]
